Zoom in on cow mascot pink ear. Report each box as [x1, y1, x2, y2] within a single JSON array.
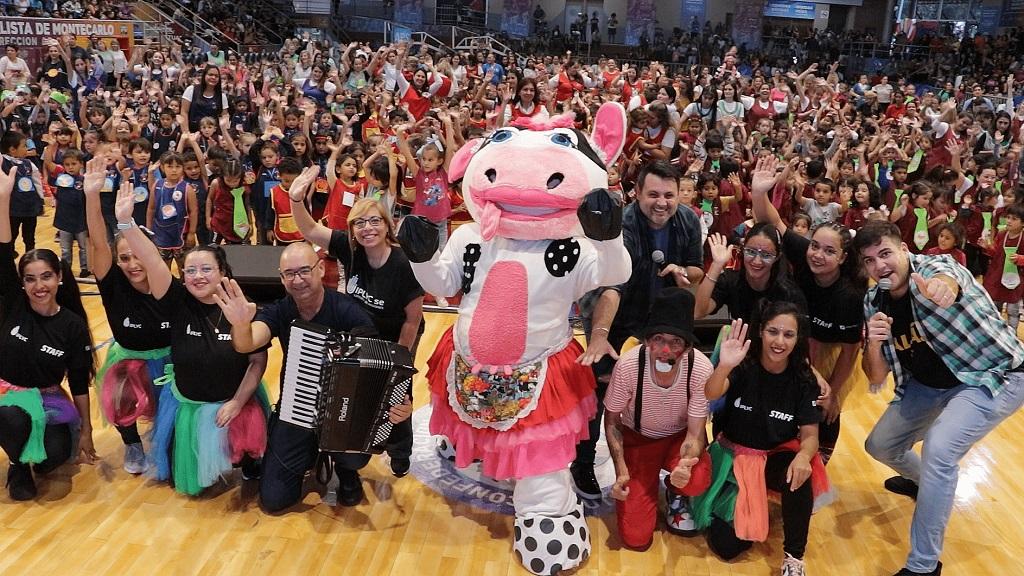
[[399, 102, 632, 575]]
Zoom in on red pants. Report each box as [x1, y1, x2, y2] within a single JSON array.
[[616, 426, 712, 549]]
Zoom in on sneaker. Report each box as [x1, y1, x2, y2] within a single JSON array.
[[337, 469, 364, 507], [241, 457, 262, 481], [570, 463, 602, 500], [781, 553, 805, 576], [6, 464, 36, 501], [435, 296, 450, 307], [893, 562, 942, 576], [884, 476, 919, 500], [123, 442, 147, 475], [78, 269, 92, 279], [390, 456, 410, 478], [665, 492, 698, 535]]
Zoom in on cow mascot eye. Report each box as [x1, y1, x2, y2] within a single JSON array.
[[491, 129, 515, 143], [550, 132, 573, 147]]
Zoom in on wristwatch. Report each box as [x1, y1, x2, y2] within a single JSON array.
[[116, 219, 137, 231]]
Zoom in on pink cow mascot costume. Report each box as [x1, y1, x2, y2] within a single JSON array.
[[397, 102, 631, 574]]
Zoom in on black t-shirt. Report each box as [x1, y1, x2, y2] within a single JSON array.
[[253, 288, 376, 383], [98, 264, 172, 351], [723, 361, 822, 450], [782, 230, 864, 344], [328, 231, 424, 343], [162, 280, 263, 402], [0, 242, 93, 395], [38, 60, 70, 91], [711, 268, 808, 322], [889, 293, 961, 389]]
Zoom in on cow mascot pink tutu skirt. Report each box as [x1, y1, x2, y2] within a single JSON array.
[[398, 103, 631, 574]]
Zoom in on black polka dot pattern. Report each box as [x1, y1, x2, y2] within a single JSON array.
[[546, 540, 562, 555], [462, 244, 482, 294], [524, 537, 537, 552], [549, 564, 561, 575], [539, 519, 555, 534], [531, 559, 545, 573], [544, 239, 581, 278], [567, 545, 579, 560], [563, 521, 575, 536]]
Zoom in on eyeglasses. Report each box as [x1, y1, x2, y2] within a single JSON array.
[[351, 216, 385, 230], [280, 261, 320, 281], [183, 265, 218, 277], [742, 248, 777, 263]]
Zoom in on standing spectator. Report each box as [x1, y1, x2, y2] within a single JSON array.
[[607, 13, 618, 43], [0, 45, 31, 87]]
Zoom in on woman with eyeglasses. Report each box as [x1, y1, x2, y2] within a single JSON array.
[[286, 166, 423, 475], [0, 165, 96, 501], [749, 155, 867, 464], [79, 156, 173, 475], [693, 304, 829, 575], [695, 221, 806, 324], [115, 179, 269, 495]]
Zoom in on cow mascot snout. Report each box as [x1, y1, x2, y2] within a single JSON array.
[[398, 102, 631, 575]]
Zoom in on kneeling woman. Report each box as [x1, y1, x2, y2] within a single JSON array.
[[115, 182, 269, 496], [693, 303, 830, 576], [0, 167, 97, 500]]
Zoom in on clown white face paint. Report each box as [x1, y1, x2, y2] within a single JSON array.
[[648, 333, 687, 374]]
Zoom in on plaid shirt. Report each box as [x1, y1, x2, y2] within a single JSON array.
[[863, 253, 1024, 400]]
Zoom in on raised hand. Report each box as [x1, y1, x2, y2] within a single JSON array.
[[707, 233, 733, 266], [717, 318, 750, 369], [213, 278, 257, 327], [577, 188, 623, 241], [83, 156, 107, 197], [396, 215, 440, 263], [750, 154, 780, 197], [0, 165, 17, 199], [911, 272, 958, 308], [114, 178, 135, 224], [288, 165, 320, 202]]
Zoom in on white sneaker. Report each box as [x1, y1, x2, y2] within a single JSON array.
[[781, 553, 806, 576], [123, 442, 147, 475], [665, 492, 698, 535]]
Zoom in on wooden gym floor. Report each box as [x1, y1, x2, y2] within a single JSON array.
[[1, 212, 1023, 576]]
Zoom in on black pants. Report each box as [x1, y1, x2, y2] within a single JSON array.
[[0, 406, 73, 474], [573, 330, 629, 468], [259, 413, 371, 513], [818, 414, 840, 466], [116, 423, 142, 445], [10, 216, 38, 252], [706, 451, 813, 560]]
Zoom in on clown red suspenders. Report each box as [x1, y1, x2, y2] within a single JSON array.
[[634, 346, 695, 434]]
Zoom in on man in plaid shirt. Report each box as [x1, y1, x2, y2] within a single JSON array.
[[854, 221, 1024, 576]]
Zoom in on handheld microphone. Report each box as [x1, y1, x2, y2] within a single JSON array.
[[876, 278, 892, 316], [652, 250, 668, 271]]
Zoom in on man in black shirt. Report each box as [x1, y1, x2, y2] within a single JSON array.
[[573, 161, 704, 498], [217, 242, 412, 512]]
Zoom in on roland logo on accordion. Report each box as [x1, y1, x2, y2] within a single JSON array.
[[280, 320, 417, 454]]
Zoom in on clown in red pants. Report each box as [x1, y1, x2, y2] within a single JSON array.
[[615, 426, 713, 549]]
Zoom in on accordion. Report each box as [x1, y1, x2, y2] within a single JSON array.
[[279, 320, 416, 453]]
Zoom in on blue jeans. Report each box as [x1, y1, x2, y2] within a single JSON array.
[[865, 374, 1024, 572]]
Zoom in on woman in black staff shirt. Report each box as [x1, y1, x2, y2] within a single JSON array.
[[83, 156, 172, 476], [287, 165, 424, 475], [693, 303, 828, 575], [695, 222, 808, 324], [0, 166, 96, 501], [179, 64, 230, 133], [116, 183, 269, 496], [749, 155, 867, 464]]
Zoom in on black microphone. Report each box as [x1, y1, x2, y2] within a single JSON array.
[[652, 249, 668, 271], [876, 278, 892, 316]]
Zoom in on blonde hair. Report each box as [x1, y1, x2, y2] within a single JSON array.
[[346, 198, 398, 252]]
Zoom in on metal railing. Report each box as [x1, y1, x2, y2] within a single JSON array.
[[139, 0, 241, 51]]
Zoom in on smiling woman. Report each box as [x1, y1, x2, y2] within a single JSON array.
[[0, 164, 97, 501]]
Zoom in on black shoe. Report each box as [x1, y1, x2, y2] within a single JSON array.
[[884, 476, 919, 500], [893, 561, 942, 575], [78, 269, 92, 279], [6, 464, 37, 501], [337, 469, 364, 506], [241, 457, 262, 481], [390, 457, 410, 478], [570, 463, 602, 500]]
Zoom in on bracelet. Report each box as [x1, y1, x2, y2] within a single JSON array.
[[705, 275, 718, 284], [116, 218, 137, 231], [593, 327, 610, 334]]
